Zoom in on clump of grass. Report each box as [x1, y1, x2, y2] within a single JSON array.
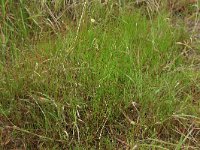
[[1, 0, 200, 149], [0, 0, 79, 64]]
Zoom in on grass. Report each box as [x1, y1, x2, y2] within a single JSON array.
[[1, 0, 200, 149]]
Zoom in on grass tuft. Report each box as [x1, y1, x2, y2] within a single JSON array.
[[1, 0, 200, 149]]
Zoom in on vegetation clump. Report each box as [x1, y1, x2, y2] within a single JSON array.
[[0, 0, 200, 149]]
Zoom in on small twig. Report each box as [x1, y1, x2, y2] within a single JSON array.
[[45, 3, 61, 30], [98, 116, 108, 149], [74, 1, 87, 44], [120, 109, 136, 125], [114, 136, 130, 148]]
